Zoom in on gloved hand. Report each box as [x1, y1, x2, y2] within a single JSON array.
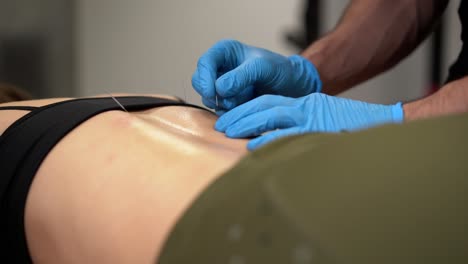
[[192, 39, 322, 114], [215, 93, 404, 150]]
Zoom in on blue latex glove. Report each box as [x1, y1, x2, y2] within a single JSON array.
[[192, 39, 322, 114], [215, 93, 404, 150]]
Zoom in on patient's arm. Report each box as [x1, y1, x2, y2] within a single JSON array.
[[0, 94, 248, 263]]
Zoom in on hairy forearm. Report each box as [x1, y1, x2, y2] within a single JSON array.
[[404, 76, 468, 121], [302, 0, 448, 94]]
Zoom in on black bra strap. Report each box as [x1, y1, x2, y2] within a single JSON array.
[[0, 106, 38, 111]]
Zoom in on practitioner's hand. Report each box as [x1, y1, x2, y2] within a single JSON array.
[[192, 39, 322, 114], [215, 93, 404, 150]]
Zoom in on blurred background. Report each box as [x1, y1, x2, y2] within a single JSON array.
[[0, 0, 462, 105]]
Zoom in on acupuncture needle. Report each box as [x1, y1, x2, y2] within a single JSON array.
[[184, 81, 188, 102], [105, 91, 128, 112]]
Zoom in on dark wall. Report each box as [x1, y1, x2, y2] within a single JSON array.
[[0, 0, 75, 97]]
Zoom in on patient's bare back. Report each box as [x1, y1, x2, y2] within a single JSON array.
[[0, 94, 247, 263]]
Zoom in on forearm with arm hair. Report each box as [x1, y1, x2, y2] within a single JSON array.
[[302, 0, 449, 94], [404, 76, 468, 121]]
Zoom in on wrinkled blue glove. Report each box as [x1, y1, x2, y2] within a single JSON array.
[[192, 39, 322, 114], [215, 93, 404, 150]]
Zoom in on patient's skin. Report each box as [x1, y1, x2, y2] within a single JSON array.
[[0, 94, 248, 263]]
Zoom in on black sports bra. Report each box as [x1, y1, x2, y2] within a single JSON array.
[[0, 96, 209, 262]]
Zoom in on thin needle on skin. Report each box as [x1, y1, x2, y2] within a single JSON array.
[[184, 79, 188, 103], [106, 91, 128, 112]]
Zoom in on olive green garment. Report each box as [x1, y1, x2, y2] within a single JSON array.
[[158, 113, 468, 264]]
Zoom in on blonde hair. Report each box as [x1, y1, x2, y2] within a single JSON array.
[[0, 83, 32, 103]]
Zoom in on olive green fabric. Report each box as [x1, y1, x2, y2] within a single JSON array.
[[158, 113, 468, 264]]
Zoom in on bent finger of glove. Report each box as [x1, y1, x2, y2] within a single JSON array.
[[215, 94, 296, 132], [247, 127, 304, 151], [218, 84, 255, 111], [225, 106, 300, 138], [192, 39, 243, 98], [216, 57, 274, 97], [202, 86, 254, 114]]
